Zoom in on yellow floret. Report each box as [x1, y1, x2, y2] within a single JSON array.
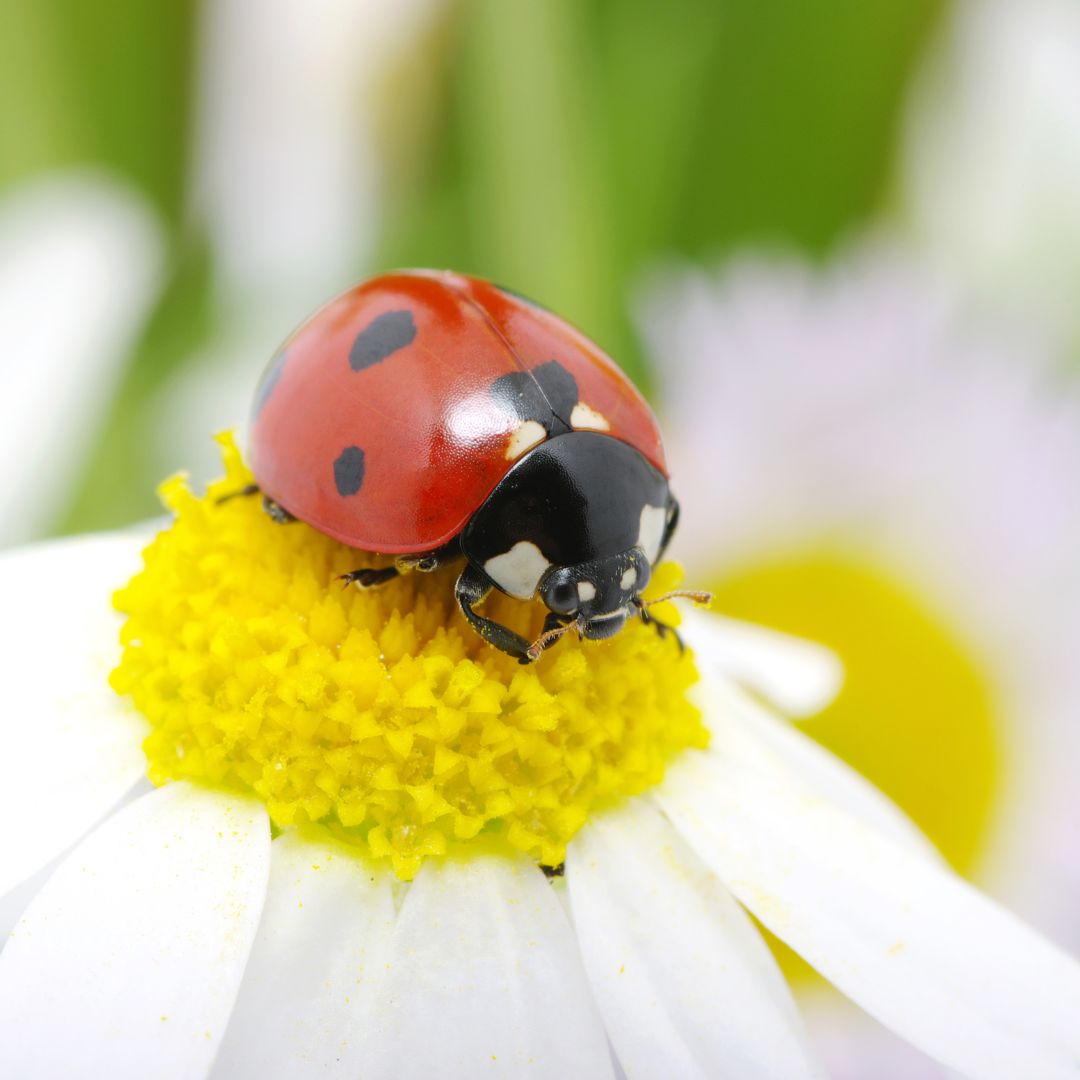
[[111, 433, 708, 879]]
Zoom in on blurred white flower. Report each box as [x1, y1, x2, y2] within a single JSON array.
[[0, 174, 163, 547], [902, 0, 1080, 346], [160, 0, 444, 489], [4, 533, 1080, 1078], [640, 243, 1080, 1076], [193, 0, 442, 313]]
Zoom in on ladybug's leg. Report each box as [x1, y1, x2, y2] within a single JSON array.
[[633, 598, 686, 654], [215, 484, 296, 524], [215, 482, 260, 505], [655, 495, 680, 563], [214, 485, 297, 527], [339, 566, 400, 589], [394, 552, 443, 574], [639, 494, 684, 652], [454, 564, 533, 663], [262, 495, 296, 524], [339, 546, 453, 590]]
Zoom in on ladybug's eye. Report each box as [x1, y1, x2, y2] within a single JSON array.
[[547, 580, 579, 614]]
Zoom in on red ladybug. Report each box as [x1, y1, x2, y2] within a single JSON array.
[[248, 270, 701, 662]]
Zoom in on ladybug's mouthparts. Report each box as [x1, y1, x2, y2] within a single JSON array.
[[524, 609, 628, 658], [525, 590, 714, 660]]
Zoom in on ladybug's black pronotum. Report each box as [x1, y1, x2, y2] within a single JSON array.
[[246, 270, 707, 662]]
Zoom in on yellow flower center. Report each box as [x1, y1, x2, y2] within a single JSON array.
[[711, 551, 1003, 984], [110, 434, 706, 879]]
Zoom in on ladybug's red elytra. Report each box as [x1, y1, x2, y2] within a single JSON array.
[[245, 270, 706, 662]]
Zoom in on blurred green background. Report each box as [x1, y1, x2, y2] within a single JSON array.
[[0, 0, 943, 536]]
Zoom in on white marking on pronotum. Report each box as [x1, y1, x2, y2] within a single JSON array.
[[570, 403, 610, 431], [505, 420, 547, 460], [620, 566, 637, 591], [638, 504, 667, 564], [577, 581, 597, 603], [484, 541, 552, 600]]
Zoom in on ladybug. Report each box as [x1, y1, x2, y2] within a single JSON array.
[[245, 270, 705, 662]]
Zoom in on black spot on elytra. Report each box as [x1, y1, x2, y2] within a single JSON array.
[[333, 446, 366, 497], [349, 309, 416, 371], [490, 360, 579, 437], [253, 348, 288, 417]]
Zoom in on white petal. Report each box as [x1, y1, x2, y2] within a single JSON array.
[[700, 674, 940, 860], [567, 798, 823, 1079], [658, 749, 1080, 1080], [0, 782, 270, 1080], [0, 534, 150, 901], [0, 857, 60, 955], [365, 855, 614, 1080], [683, 608, 844, 718], [1, 779, 153, 951], [0, 174, 163, 546], [212, 831, 395, 1078], [799, 992, 956, 1080]]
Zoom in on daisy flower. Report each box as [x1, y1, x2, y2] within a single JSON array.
[[640, 244, 1080, 1074], [1, 434, 1079, 1079]]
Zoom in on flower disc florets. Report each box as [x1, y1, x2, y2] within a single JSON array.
[[111, 434, 706, 878]]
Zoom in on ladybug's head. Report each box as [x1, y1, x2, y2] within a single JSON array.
[[539, 547, 652, 640]]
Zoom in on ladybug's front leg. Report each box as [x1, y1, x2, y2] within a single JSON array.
[[655, 494, 680, 563], [634, 599, 686, 654], [454, 564, 534, 663]]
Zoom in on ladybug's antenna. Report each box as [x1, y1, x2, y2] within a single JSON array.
[[526, 619, 579, 662], [635, 589, 713, 609]]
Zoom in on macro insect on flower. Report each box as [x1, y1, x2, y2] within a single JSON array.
[[2, 272, 1080, 1080], [239, 270, 709, 662]]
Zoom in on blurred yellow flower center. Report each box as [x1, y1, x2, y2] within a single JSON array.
[[110, 434, 706, 880], [711, 552, 1002, 983]]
